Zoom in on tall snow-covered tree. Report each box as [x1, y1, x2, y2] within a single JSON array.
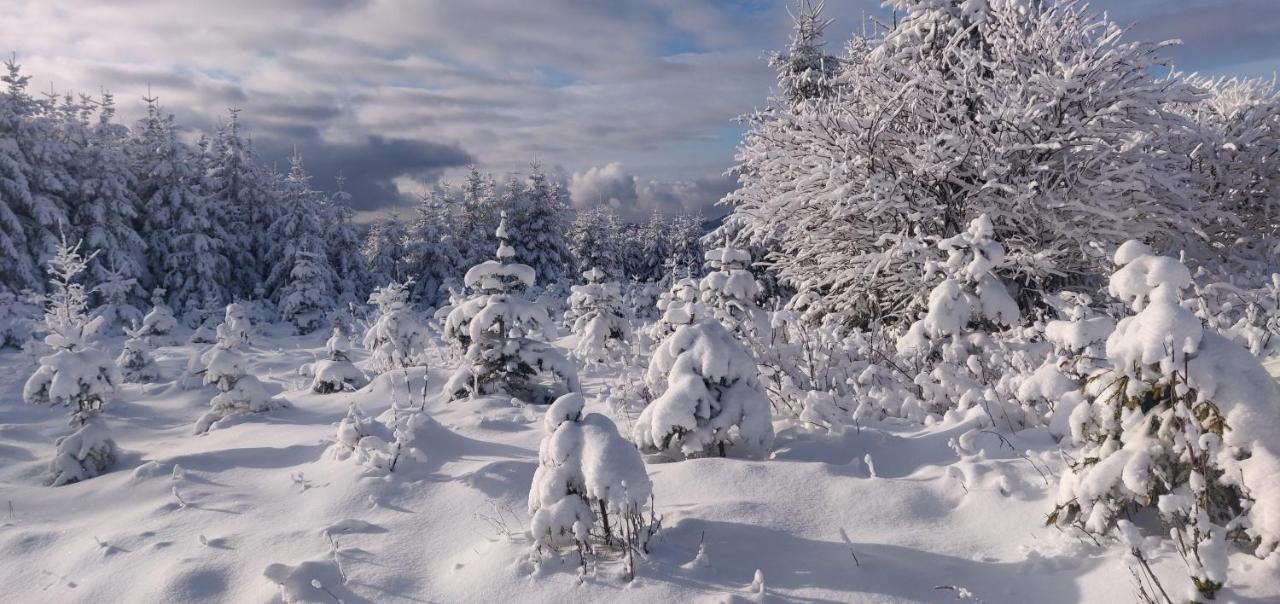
[[0, 59, 72, 294], [130, 96, 229, 315], [719, 0, 1206, 323], [323, 175, 369, 306], [204, 109, 275, 298], [458, 165, 501, 265], [405, 182, 464, 307], [769, 0, 840, 110], [363, 216, 409, 287], [263, 151, 335, 333], [568, 205, 623, 277], [506, 166, 575, 284]]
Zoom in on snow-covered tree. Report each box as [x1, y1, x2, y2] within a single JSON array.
[[665, 211, 704, 279], [22, 239, 119, 485], [457, 166, 501, 266], [0, 58, 72, 296], [362, 281, 429, 372], [405, 183, 464, 307], [505, 166, 575, 284], [92, 260, 142, 331], [264, 152, 336, 333], [699, 246, 768, 345], [634, 318, 774, 460], [442, 212, 579, 403], [305, 328, 367, 394], [133, 288, 178, 340], [130, 97, 230, 313], [769, 0, 840, 110], [61, 92, 147, 309], [194, 302, 273, 434], [203, 109, 276, 299], [116, 331, 160, 383], [1052, 241, 1280, 598], [362, 217, 409, 287], [568, 206, 623, 277], [324, 175, 370, 306], [528, 392, 656, 579], [720, 0, 1208, 322], [565, 267, 631, 365]]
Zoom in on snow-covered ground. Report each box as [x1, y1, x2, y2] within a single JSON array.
[[2, 326, 1278, 603]]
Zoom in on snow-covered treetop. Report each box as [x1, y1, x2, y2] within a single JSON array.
[[582, 267, 606, 284], [42, 238, 106, 352], [1106, 241, 1201, 370], [703, 247, 752, 271], [462, 212, 536, 293], [368, 281, 412, 314]]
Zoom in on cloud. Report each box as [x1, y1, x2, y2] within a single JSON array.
[[569, 162, 734, 221]]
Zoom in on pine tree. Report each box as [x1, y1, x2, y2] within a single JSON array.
[[442, 212, 579, 402], [405, 182, 464, 307], [23, 238, 119, 485], [458, 165, 501, 265], [506, 166, 575, 284], [67, 91, 147, 308], [0, 58, 72, 294], [203, 110, 274, 299], [363, 217, 409, 287], [324, 175, 369, 306], [264, 151, 336, 333], [131, 96, 230, 314], [568, 206, 623, 277], [769, 0, 840, 110]]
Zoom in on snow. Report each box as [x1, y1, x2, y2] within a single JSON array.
[[1, 322, 1279, 602]]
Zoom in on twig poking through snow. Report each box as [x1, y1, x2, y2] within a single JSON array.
[[838, 527, 860, 566]]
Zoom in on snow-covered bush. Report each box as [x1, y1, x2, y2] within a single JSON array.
[[699, 246, 768, 345], [1015, 292, 1113, 438], [633, 319, 774, 460], [442, 213, 579, 403], [22, 240, 119, 486], [133, 288, 178, 339], [565, 267, 631, 365], [362, 281, 430, 373], [1052, 241, 1280, 599], [304, 329, 366, 394], [528, 393, 657, 579], [646, 278, 705, 349], [116, 332, 160, 383], [328, 401, 429, 473], [894, 215, 1026, 423], [194, 302, 273, 434]]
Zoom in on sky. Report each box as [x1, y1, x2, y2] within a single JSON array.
[[4, 0, 1278, 222]]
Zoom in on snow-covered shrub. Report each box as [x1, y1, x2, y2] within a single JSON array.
[[116, 332, 160, 383], [328, 401, 429, 472], [699, 246, 768, 345], [633, 319, 774, 460], [894, 215, 1026, 423], [22, 240, 119, 486], [442, 213, 579, 403], [565, 267, 631, 365], [1015, 292, 1113, 438], [194, 302, 273, 434], [528, 393, 657, 579], [1052, 241, 1280, 599], [646, 278, 705, 349], [305, 329, 366, 394], [362, 281, 430, 373], [133, 288, 178, 339]]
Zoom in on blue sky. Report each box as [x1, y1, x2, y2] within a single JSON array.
[[4, 0, 1277, 220]]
